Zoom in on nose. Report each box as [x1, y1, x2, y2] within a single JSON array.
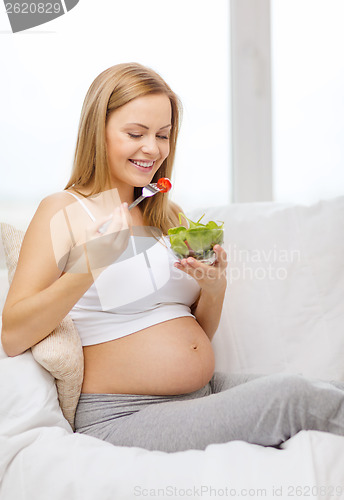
[[141, 135, 160, 157]]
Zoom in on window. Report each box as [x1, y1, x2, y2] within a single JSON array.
[[0, 0, 231, 212], [271, 0, 344, 203]]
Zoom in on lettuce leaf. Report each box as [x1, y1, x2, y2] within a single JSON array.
[[168, 213, 224, 259]]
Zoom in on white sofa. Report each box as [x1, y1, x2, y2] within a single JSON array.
[[1, 196, 344, 500]]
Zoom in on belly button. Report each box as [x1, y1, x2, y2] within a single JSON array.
[[191, 344, 198, 350]]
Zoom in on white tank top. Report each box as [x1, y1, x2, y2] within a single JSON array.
[[64, 191, 201, 346]]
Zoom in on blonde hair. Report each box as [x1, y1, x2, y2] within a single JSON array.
[[65, 62, 182, 234]]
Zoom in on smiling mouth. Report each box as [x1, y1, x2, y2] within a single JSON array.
[[129, 159, 156, 168]]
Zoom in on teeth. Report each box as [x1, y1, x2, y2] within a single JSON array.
[[130, 160, 154, 168]]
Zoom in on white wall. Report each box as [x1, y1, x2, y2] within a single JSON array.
[[2, 0, 342, 216], [0, 0, 231, 214], [271, 0, 344, 204]]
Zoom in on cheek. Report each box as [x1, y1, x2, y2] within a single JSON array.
[[162, 142, 170, 159], [107, 136, 135, 159]]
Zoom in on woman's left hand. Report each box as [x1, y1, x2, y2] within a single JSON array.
[[174, 245, 228, 293]]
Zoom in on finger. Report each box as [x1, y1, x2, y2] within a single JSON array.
[[176, 258, 216, 281], [111, 202, 132, 232], [214, 245, 227, 267], [179, 257, 216, 272], [121, 202, 132, 228], [86, 213, 115, 238], [184, 257, 202, 268], [95, 204, 129, 239], [174, 260, 195, 277], [106, 206, 125, 233]]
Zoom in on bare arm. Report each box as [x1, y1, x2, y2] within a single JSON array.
[[191, 279, 227, 341], [170, 205, 228, 341], [175, 245, 228, 341], [1, 193, 130, 357], [1, 194, 93, 356], [2, 273, 95, 357]]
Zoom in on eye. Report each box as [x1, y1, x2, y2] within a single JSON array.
[[128, 133, 142, 139], [157, 135, 169, 140]]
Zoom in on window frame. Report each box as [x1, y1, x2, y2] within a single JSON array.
[[230, 0, 273, 202]]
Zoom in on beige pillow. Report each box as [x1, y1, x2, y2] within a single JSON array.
[[0, 223, 83, 430]]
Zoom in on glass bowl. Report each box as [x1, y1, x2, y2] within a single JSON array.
[[166, 227, 224, 266]]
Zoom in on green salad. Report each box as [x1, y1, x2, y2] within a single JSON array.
[[168, 213, 224, 261]]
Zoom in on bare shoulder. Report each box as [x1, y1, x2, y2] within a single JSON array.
[[22, 191, 79, 244], [3, 191, 76, 309], [17, 192, 75, 243], [37, 190, 77, 213]]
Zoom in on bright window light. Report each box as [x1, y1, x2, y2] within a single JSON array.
[[0, 0, 231, 212], [271, 0, 344, 204]]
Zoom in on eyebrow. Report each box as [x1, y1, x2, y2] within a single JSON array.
[[125, 123, 172, 130]]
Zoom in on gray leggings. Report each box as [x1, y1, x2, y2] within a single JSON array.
[[74, 371, 344, 453]]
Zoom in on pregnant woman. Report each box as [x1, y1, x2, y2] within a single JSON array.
[[2, 62, 344, 452]]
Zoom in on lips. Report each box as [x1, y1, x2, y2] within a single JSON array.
[[129, 159, 155, 168], [129, 159, 156, 172]]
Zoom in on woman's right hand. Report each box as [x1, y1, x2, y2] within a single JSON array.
[[1, 194, 132, 357], [64, 202, 132, 275]]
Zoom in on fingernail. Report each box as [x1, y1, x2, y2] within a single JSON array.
[[122, 202, 128, 209]]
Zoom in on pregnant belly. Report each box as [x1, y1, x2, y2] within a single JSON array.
[[81, 317, 215, 395]]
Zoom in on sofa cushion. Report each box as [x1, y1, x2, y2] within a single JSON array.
[[189, 195, 344, 381], [0, 223, 83, 430]]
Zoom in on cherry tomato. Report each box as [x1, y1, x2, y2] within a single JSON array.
[[157, 177, 172, 193]]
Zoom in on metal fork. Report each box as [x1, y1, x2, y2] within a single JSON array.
[[98, 183, 161, 234], [128, 183, 161, 210]]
